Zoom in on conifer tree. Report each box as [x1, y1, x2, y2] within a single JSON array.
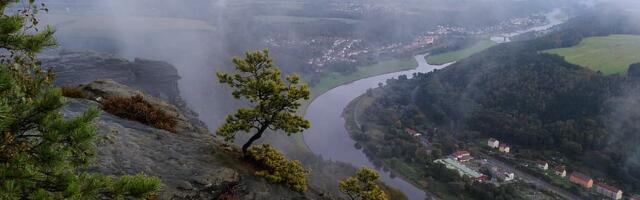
[[217, 49, 311, 155], [339, 167, 389, 200], [0, 1, 162, 199]]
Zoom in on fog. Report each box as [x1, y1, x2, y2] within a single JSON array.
[[25, 0, 640, 198], [37, 0, 588, 130]]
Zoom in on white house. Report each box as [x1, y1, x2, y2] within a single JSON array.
[[536, 160, 549, 170], [487, 138, 499, 148], [499, 144, 510, 153], [554, 165, 567, 177], [595, 183, 623, 200]]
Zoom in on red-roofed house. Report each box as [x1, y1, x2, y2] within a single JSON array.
[[569, 172, 593, 188], [554, 165, 566, 177], [595, 183, 623, 200], [452, 151, 470, 158], [452, 151, 472, 162]]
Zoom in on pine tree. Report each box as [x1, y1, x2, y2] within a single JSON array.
[[339, 167, 389, 200], [0, 1, 162, 199], [217, 49, 311, 155]]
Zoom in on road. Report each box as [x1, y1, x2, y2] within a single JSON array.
[[478, 153, 581, 200]]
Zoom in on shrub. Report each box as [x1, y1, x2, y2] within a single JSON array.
[[339, 167, 389, 200], [109, 173, 164, 199], [102, 95, 178, 133], [61, 86, 86, 98], [247, 144, 309, 192]]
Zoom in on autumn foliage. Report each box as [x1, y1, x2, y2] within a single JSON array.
[[102, 95, 177, 133], [61, 86, 86, 98]]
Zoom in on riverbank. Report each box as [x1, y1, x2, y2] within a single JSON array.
[[426, 40, 496, 65], [307, 57, 418, 99], [288, 56, 421, 152], [343, 92, 434, 194]]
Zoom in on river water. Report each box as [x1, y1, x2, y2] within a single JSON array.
[[304, 54, 451, 200], [303, 9, 566, 200]]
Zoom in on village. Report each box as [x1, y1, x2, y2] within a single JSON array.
[[402, 127, 633, 200], [408, 128, 628, 200], [263, 10, 549, 73]]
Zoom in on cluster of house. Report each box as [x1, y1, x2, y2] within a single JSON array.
[[434, 151, 488, 183], [535, 160, 623, 199], [487, 138, 510, 153]]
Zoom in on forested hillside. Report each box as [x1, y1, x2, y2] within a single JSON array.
[[357, 7, 640, 194]]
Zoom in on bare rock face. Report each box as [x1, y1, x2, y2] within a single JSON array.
[[42, 51, 183, 106], [63, 96, 318, 200]]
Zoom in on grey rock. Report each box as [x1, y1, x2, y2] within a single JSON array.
[[176, 181, 194, 190]]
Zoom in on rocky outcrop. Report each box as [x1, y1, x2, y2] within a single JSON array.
[[64, 98, 321, 199], [50, 52, 330, 199], [77, 79, 207, 135], [42, 51, 183, 107]]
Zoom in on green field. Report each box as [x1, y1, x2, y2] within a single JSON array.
[[308, 57, 418, 98], [544, 34, 640, 75], [426, 40, 496, 65]]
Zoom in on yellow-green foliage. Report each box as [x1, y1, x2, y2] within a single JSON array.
[[110, 173, 164, 199], [339, 167, 389, 200], [248, 144, 309, 192], [216, 49, 311, 155]]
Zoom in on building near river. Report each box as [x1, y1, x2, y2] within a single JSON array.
[[434, 158, 486, 182], [595, 183, 623, 200], [536, 160, 549, 170], [499, 144, 510, 153], [554, 165, 566, 177], [452, 150, 472, 162], [488, 138, 499, 148], [569, 172, 593, 188]]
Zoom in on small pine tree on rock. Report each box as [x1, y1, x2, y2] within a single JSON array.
[[216, 49, 311, 155]]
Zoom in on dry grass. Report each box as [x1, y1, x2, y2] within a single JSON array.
[[102, 95, 178, 133], [61, 86, 86, 99]]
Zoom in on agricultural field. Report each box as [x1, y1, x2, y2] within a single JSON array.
[[426, 40, 496, 65], [544, 34, 640, 75]]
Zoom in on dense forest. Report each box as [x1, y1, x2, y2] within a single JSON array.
[[356, 6, 640, 194]]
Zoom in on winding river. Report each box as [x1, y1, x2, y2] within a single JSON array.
[[302, 8, 566, 200], [304, 55, 451, 200]]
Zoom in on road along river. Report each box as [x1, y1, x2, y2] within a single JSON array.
[[303, 54, 451, 200]]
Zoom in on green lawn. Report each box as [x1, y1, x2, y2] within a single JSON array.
[[544, 34, 640, 75], [308, 57, 418, 98], [427, 40, 496, 65]]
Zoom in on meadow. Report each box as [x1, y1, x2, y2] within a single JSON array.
[[544, 34, 640, 75]]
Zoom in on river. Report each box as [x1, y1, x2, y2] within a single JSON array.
[[304, 54, 451, 200], [303, 9, 567, 200]]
